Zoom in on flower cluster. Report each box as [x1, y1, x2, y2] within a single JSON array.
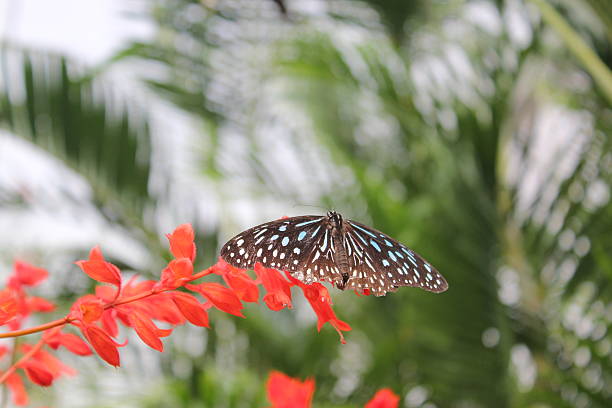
[[266, 370, 400, 408], [0, 224, 351, 405]]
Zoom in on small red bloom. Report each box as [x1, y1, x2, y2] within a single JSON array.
[[166, 224, 196, 262], [171, 292, 210, 327], [69, 295, 105, 324], [254, 263, 292, 311], [82, 325, 124, 367], [266, 371, 315, 408], [128, 311, 172, 352], [158, 258, 194, 290], [5, 372, 28, 406], [365, 388, 400, 408], [212, 258, 259, 303], [75, 247, 122, 287], [188, 282, 245, 317], [286, 276, 350, 343], [44, 331, 92, 356], [12, 261, 48, 287]]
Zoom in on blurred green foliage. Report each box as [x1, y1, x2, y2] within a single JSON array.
[[1, 0, 611, 407]]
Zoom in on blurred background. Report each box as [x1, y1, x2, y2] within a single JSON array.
[[0, 0, 611, 406]]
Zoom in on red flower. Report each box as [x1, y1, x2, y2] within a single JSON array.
[[365, 388, 400, 408], [266, 371, 315, 408], [82, 325, 124, 367], [157, 258, 194, 290], [171, 292, 210, 327], [75, 247, 122, 288], [69, 295, 105, 324], [128, 311, 172, 352], [12, 261, 48, 287], [44, 330, 92, 356], [166, 224, 196, 262], [188, 282, 245, 317], [5, 372, 28, 406], [286, 276, 350, 343], [212, 258, 259, 303], [254, 263, 292, 311]]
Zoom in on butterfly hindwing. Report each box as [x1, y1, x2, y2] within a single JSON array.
[[343, 220, 448, 296]]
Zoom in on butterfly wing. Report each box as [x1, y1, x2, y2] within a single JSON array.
[[343, 220, 448, 296], [220, 215, 343, 285]]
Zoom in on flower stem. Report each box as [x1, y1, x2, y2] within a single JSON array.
[[0, 317, 71, 339]]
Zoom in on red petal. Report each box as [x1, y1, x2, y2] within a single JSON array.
[[21, 360, 54, 386], [83, 325, 122, 367], [223, 269, 259, 303], [267, 371, 315, 408], [166, 224, 196, 262], [287, 276, 351, 343], [76, 246, 122, 286], [255, 263, 292, 311], [72, 297, 104, 324], [365, 388, 400, 408], [14, 260, 48, 287], [25, 297, 55, 312], [188, 283, 245, 317], [5, 373, 28, 406], [171, 292, 210, 327], [101, 310, 119, 338], [44, 331, 92, 356], [0, 289, 18, 325], [128, 311, 170, 352]]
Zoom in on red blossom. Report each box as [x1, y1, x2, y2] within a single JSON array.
[[188, 282, 245, 317], [157, 258, 194, 290], [166, 223, 196, 262], [69, 295, 105, 324], [82, 325, 124, 367], [286, 276, 351, 344], [12, 261, 48, 287], [171, 292, 210, 327], [5, 373, 28, 406], [266, 371, 315, 408], [212, 258, 259, 303], [254, 263, 292, 311], [365, 388, 400, 408], [44, 331, 92, 356], [128, 311, 172, 352], [75, 247, 122, 287], [21, 344, 76, 379]]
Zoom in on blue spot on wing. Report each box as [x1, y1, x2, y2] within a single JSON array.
[[388, 251, 397, 262], [370, 240, 381, 252], [311, 226, 321, 238], [382, 259, 390, 266], [271, 235, 279, 241], [298, 231, 307, 241], [281, 237, 289, 246], [279, 225, 287, 231], [384, 239, 393, 247]]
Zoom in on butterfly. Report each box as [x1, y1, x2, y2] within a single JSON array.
[[220, 211, 448, 296]]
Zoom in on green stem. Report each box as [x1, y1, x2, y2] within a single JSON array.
[[528, 0, 612, 105]]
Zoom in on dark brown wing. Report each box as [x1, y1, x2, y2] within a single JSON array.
[[220, 215, 343, 285], [342, 220, 448, 296]]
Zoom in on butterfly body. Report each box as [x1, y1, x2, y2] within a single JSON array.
[[220, 211, 448, 296]]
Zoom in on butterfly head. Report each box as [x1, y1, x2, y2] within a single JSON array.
[[326, 211, 343, 228]]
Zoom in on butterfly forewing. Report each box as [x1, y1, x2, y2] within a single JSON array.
[[221, 216, 343, 285], [343, 220, 448, 295]]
